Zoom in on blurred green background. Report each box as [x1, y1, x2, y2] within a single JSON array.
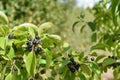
[[0, 0, 95, 53]]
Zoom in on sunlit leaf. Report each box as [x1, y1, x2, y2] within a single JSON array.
[[78, 72, 86, 80], [24, 51, 36, 76], [5, 72, 13, 80], [103, 58, 116, 67], [0, 11, 9, 25], [0, 37, 5, 49], [44, 48, 52, 69]]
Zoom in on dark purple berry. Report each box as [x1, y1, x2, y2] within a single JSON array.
[[70, 58, 74, 62], [75, 64, 80, 70], [35, 35, 40, 39], [68, 54, 72, 57], [40, 69, 45, 74], [32, 39, 39, 45], [8, 33, 14, 39], [34, 47, 42, 54], [34, 73, 39, 79], [13, 67, 17, 71], [91, 57, 94, 61], [21, 66, 24, 69]]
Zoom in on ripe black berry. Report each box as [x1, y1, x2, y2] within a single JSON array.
[[75, 64, 80, 70], [68, 54, 72, 57], [34, 73, 39, 79], [70, 58, 74, 62], [35, 35, 40, 39], [40, 69, 45, 74], [32, 39, 39, 45], [91, 57, 94, 61], [67, 64, 76, 73], [34, 47, 42, 54], [21, 66, 24, 69], [13, 67, 17, 71], [8, 33, 14, 39]]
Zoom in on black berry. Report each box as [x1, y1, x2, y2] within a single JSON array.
[[35, 35, 40, 39], [34, 73, 39, 79], [13, 67, 17, 71], [32, 39, 39, 45], [70, 58, 74, 62], [91, 57, 94, 61], [8, 33, 14, 39], [34, 47, 42, 54], [40, 69, 45, 74], [75, 64, 80, 70], [68, 54, 72, 57]]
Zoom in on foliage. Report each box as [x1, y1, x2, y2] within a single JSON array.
[[73, 0, 120, 79]]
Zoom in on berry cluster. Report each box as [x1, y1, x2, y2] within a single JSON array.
[[67, 54, 80, 73], [26, 35, 42, 54]]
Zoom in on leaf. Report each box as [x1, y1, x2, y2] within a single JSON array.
[[47, 35, 62, 46], [13, 23, 38, 34], [90, 52, 97, 56], [24, 51, 36, 76], [91, 33, 97, 42], [78, 72, 86, 80], [87, 22, 96, 31], [95, 55, 106, 62], [39, 59, 46, 64], [0, 11, 9, 25], [7, 47, 14, 59], [88, 62, 101, 75], [72, 21, 79, 32], [63, 42, 70, 51], [103, 58, 116, 67], [80, 24, 86, 33], [90, 43, 107, 51], [38, 22, 54, 34], [5, 72, 13, 80], [44, 48, 52, 69], [80, 64, 91, 75], [0, 37, 5, 49]]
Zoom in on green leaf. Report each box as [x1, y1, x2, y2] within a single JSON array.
[[90, 52, 97, 56], [80, 64, 91, 75], [91, 33, 97, 42], [78, 72, 86, 80], [44, 48, 52, 69], [13, 23, 38, 35], [47, 35, 62, 46], [95, 55, 106, 62], [88, 62, 101, 75], [103, 58, 116, 67], [0, 37, 5, 49], [80, 24, 86, 33], [72, 21, 79, 32], [91, 43, 107, 51], [24, 51, 36, 76], [7, 47, 14, 59], [87, 22, 96, 31], [5, 72, 13, 80], [39, 59, 46, 64], [38, 22, 54, 34], [0, 11, 9, 25]]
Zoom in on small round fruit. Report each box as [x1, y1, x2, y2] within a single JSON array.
[[40, 69, 45, 74], [70, 58, 74, 62], [8, 33, 14, 39], [68, 54, 72, 57]]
